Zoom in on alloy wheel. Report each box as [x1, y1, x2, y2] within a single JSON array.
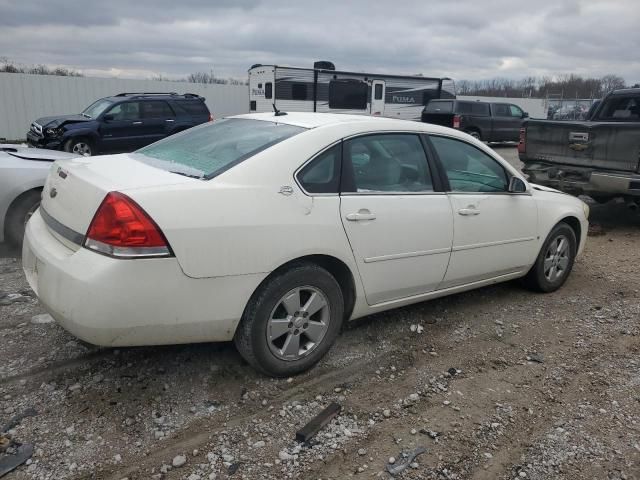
[[543, 234, 570, 282], [266, 286, 331, 361], [72, 142, 92, 156]]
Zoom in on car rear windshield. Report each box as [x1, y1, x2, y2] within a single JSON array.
[[136, 118, 306, 179], [425, 101, 453, 113]]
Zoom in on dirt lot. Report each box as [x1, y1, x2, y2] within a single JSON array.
[[1, 146, 639, 480]]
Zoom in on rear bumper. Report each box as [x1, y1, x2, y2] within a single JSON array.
[[22, 210, 266, 347], [523, 162, 640, 198]]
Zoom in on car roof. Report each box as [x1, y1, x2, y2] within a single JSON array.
[[230, 112, 458, 135]]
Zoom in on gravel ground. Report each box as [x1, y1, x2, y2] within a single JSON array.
[[1, 146, 639, 480]]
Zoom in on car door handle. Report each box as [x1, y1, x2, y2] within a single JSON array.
[[165, 119, 175, 122], [458, 208, 480, 216], [346, 211, 376, 221], [132, 121, 143, 125]]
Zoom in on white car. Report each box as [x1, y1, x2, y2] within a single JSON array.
[[0, 145, 76, 246], [23, 113, 589, 376]]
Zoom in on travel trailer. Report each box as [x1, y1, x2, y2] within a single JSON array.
[[248, 61, 455, 121]]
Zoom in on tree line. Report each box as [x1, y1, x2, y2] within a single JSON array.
[[456, 74, 630, 99], [1, 58, 247, 85]]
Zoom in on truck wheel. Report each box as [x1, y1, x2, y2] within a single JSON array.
[[465, 130, 481, 140], [522, 222, 577, 293], [234, 262, 344, 377], [5, 190, 41, 247], [65, 138, 93, 156]]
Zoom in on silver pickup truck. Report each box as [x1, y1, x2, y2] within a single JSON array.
[[519, 87, 640, 206]]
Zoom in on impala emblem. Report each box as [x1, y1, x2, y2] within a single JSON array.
[[49, 187, 58, 198]]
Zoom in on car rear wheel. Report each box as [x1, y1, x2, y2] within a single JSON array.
[[465, 129, 481, 140], [522, 222, 577, 292], [234, 262, 344, 377], [65, 138, 93, 156], [5, 190, 41, 247]]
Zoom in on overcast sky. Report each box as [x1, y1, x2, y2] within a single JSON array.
[[1, 0, 639, 83]]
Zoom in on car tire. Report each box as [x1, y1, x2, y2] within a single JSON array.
[[465, 129, 481, 140], [234, 262, 344, 377], [522, 222, 577, 293], [5, 190, 41, 247], [64, 137, 94, 156]]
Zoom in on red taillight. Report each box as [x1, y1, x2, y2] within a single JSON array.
[[517, 127, 526, 154], [84, 192, 171, 258], [208, 114, 214, 122], [452, 114, 461, 129]]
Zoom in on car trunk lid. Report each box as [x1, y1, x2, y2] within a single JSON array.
[[40, 153, 192, 245]]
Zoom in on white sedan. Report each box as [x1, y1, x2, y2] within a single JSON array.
[[23, 112, 589, 376]]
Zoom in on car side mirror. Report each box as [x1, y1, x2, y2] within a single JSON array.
[[103, 114, 114, 122], [522, 111, 529, 118], [508, 177, 527, 193]]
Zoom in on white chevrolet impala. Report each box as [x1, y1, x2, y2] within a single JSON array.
[[23, 113, 589, 376]]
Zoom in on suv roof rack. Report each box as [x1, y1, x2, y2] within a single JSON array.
[[115, 92, 179, 97], [114, 92, 204, 100]]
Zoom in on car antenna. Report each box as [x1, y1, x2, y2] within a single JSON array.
[[273, 103, 287, 116]]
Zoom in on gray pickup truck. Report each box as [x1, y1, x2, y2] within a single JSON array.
[[520, 88, 640, 205]]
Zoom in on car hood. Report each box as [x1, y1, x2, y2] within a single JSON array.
[[1, 145, 77, 162], [34, 114, 91, 128]]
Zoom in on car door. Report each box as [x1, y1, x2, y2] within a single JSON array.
[[139, 100, 176, 147], [339, 133, 453, 305], [99, 101, 144, 152], [371, 80, 385, 116], [506, 104, 526, 141], [490, 103, 512, 141], [427, 135, 538, 288]]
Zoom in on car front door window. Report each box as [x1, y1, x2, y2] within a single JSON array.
[[106, 102, 141, 121], [509, 105, 524, 118], [429, 136, 508, 192]]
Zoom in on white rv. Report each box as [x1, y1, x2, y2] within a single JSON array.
[[248, 62, 455, 121]]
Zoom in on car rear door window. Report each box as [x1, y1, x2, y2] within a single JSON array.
[[297, 144, 341, 194], [492, 104, 510, 117], [343, 134, 433, 193], [430, 135, 508, 192], [142, 101, 175, 119]]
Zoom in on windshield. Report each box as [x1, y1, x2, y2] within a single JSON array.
[[82, 99, 114, 118], [136, 118, 306, 179]]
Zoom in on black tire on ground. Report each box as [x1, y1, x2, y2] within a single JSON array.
[[465, 129, 481, 140], [5, 190, 42, 246], [522, 222, 577, 293], [64, 137, 94, 156], [234, 262, 344, 377]]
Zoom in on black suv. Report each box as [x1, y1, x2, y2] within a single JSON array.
[[27, 92, 212, 156], [422, 99, 528, 142]]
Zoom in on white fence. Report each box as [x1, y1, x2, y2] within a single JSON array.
[[0, 73, 249, 141], [0, 73, 550, 140]]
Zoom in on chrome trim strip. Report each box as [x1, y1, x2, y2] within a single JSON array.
[[84, 238, 171, 259], [364, 247, 451, 263], [452, 236, 536, 252], [40, 207, 84, 246]]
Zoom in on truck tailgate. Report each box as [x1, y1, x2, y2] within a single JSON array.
[[524, 120, 640, 172]]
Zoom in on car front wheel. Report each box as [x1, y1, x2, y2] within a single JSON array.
[[65, 138, 93, 156], [234, 262, 344, 377], [523, 222, 577, 292]]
